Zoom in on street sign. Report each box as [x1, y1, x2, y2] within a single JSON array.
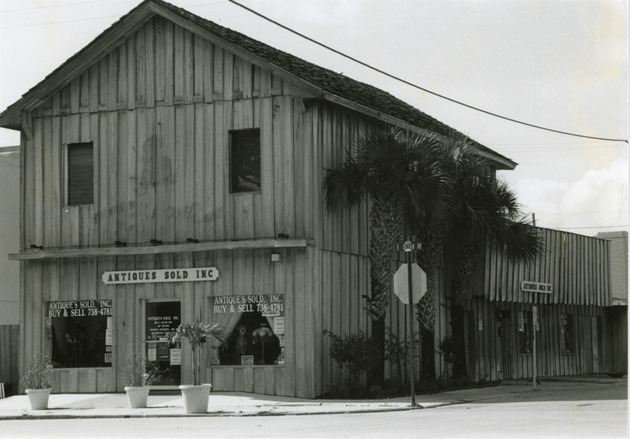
[[393, 263, 427, 304]]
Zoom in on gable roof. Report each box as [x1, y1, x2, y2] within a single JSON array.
[[0, 0, 516, 169]]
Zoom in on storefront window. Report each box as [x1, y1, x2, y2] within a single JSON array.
[[518, 310, 533, 354], [210, 294, 285, 366], [47, 300, 112, 368]]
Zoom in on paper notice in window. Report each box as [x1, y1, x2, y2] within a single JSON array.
[[274, 317, 285, 335], [105, 329, 113, 346], [148, 347, 157, 362], [170, 348, 181, 365]]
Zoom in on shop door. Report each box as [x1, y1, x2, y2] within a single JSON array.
[[144, 300, 182, 387], [499, 311, 514, 379]]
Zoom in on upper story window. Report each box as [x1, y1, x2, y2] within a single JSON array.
[[229, 129, 261, 194], [67, 142, 94, 206]]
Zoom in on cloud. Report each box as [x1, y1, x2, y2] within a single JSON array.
[[512, 159, 628, 234]]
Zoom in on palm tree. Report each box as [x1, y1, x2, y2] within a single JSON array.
[[324, 128, 450, 384], [442, 144, 543, 378]]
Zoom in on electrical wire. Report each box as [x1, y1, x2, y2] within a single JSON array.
[[227, 0, 629, 144]]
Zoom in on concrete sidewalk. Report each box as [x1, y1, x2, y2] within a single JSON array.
[[0, 375, 624, 420]]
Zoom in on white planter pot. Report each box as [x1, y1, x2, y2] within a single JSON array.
[[124, 386, 150, 408], [26, 388, 51, 410], [179, 384, 211, 414]]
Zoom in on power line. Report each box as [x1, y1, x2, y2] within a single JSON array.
[[227, 0, 629, 144]]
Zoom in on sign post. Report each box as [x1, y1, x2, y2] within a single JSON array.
[[533, 305, 538, 391], [395, 235, 423, 408]]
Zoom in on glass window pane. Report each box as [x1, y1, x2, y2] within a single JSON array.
[[230, 129, 261, 193]]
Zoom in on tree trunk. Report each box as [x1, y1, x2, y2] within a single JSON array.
[[450, 303, 467, 379], [371, 316, 385, 386], [421, 328, 435, 381]]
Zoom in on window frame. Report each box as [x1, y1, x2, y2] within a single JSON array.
[[65, 142, 95, 206], [228, 128, 261, 194]]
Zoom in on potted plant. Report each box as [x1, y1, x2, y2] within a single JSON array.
[[121, 357, 163, 408], [21, 354, 53, 410], [171, 321, 227, 414]]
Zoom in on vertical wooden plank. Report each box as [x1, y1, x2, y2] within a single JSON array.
[[145, 18, 155, 108], [155, 105, 176, 243], [154, 17, 166, 104], [117, 42, 127, 107], [202, 38, 214, 102], [272, 96, 285, 237], [213, 102, 225, 239], [201, 104, 216, 241], [116, 111, 129, 241], [193, 103, 206, 239], [136, 108, 156, 243], [135, 26, 146, 107]]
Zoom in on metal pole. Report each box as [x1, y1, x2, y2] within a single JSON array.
[[406, 248, 417, 407], [533, 305, 538, 391]]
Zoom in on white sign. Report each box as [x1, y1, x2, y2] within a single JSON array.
[[102, 267, 219, 284], [521, 281, 552, 294], [274, 317, 285, 335], [393, 263, 427, 304], [170, 348, 181, 366]]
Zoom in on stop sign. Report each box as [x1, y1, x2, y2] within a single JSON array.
[[393, 263, 427, 304]]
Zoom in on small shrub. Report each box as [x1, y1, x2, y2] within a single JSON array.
[[323, 329, 376, 393], [122, 357, 164, 387], [21, 354, 53, 390], [384, 328, 421, 385], [436, 335, 457, 377]]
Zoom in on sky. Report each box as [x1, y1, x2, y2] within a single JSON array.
[[0, 0, 627, 237]]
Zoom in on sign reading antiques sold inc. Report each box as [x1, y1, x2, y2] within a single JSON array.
[[521, 281, 552, 294], [102, 267, 219, 285]]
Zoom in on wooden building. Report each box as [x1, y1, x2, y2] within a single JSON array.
[[461, 228, 618, 382], [0, 0, 515, 397]]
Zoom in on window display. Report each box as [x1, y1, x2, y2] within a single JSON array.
[[47, 300, 112, 368], [210, 294, 285, 366]]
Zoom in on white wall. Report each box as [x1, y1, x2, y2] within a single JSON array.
[[0, 146, 19, 324]]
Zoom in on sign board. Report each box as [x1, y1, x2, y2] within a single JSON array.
[[102, 267, 219, 285], [393, 263, 427, 304], [521, 281, 552, 294]]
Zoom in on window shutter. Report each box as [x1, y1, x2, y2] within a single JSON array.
[[67, 142, 94, 205]]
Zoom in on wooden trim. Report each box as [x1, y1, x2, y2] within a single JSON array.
[[9, 239, 309, 260]]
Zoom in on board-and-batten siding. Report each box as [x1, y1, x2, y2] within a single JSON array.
[[24, 16, 311, 252], [18, 15, 434, 397], [20, 248, 316, 396], [466, 300, 605, 382], [480, 228, 611, 306], [464, 228, 612, 382]]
